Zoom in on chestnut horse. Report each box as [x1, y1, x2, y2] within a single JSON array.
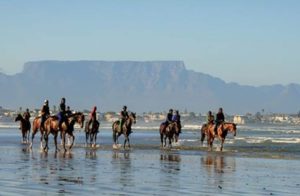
[[201, 122, 237, 151], [15, 114, 31, 143], [43, 112, 85, 152], [159, 122, 179, 148], [30, 116, 47, 149], [112, 112, 136, 149], [85, 120, 100, 147]]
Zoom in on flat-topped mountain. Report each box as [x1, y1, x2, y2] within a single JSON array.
[[1, 60, 299, 114]]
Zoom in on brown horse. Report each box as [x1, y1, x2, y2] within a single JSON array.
[[112, 112, 136, 149], [85, 120, 100, 147], [201, 122, 237, 151], [173, 122, 181, 143], [30, 116, 47, 149], [159, 122, 179, 148], [15, 114, 31, 143], [43, 112, 85, 152]]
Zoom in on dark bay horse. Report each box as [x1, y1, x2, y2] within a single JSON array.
[[159, 122, 179, 148], [112, 112, 136, 149], [85, 120, 100, 147], [201, 122, 237, 151], [15, 114, 31, 143], [43, 112, 85, 152]]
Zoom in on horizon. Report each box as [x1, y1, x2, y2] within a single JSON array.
[[0, 1, 300, 86]]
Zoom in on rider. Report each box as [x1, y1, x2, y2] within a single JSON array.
[[40, 100, 50, 129], [165, 109, 173, 126], [214, 107, 225, 135], [120, 106, 129, 132], [58, 97, 69, 131], [172, 110, 181, 133], [66, 106, 72, 116], [19, 108, 31, 130], [23, 108, 31, 121], [207, 111, 214, 125], [88, 106, 97, 129]]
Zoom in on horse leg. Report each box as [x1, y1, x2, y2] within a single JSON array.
[[85, 132, 89, 146], [220, 138, 225, 152], [208, 134, 214, 151], [113, 131, 117, 145], [21, 129, 25, 143], [127, 136, 130, 149], [30, 129, 36, 149], [94, 133, 98, 147], [169, 136, 172, 148], [90, 133, 93, 147], [69, 134, 75, 150], [62, 132, 67, 152], [54, 133, 59, 152], [40, 131, 44, 150], [200, 131, 206, 145], [160, 133, 164, 147], [123, 134, 129, 149], [44, 133, 49, 152]]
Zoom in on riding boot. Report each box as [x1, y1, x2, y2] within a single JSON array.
[[214, 125, 218, 135]]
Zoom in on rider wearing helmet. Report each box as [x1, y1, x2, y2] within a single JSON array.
[[120, 106, 129, 132], [40, 100, 50, 129]]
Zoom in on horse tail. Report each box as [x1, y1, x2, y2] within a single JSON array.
[[200, 126, 206, 143]]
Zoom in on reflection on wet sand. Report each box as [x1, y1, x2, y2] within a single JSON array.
[[111, 151, 133, 187], [201, 154, 236, 188], [85, 149, 98, 183], [160, 153, 181, 163], [159, 152, 181, 190], [201, 154, 236, 174], [85, 149, 97, 159]]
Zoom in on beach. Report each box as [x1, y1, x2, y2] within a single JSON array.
[[0, 124, 300, 195]]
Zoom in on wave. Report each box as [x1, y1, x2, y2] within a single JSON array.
[[234, 136, 300, 144]]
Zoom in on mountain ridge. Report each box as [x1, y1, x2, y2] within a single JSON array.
[[1, 60, 299, 114]]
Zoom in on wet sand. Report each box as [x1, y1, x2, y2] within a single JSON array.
[[0, 128, 300, 195]]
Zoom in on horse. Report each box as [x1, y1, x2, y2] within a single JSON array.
[[85, 120, 100, 147], [112, 112, 136, 149], [202, 122, 237, 151], [43, 112, 85, 152], [15, 114, 31, 143], [159, 122, 179, 148], [173, 122, 181, 143], [30, 116, 48, 149]]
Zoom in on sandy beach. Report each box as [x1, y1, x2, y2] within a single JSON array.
[[0, 126, 300, 195]]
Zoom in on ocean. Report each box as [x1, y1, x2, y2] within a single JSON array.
[[0, 122, 300, 195]]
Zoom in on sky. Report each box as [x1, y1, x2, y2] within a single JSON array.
[[0, 0, 299, 86]]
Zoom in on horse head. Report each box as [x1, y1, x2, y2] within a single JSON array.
[[232, 123, 237, 136], [75, 112, 85, 128], [15, 114, 23, 122], [129, 112, 136, 124], [224, 122, 237, 136]]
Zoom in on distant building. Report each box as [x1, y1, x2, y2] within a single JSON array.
[[233, 115, 245, 125]]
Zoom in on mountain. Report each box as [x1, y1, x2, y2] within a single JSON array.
[[1, 60, 300, 114]]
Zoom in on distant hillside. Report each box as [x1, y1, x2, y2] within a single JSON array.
[[1, 60, 300, 114]]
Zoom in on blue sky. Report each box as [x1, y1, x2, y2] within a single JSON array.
[[0, 0, 299, 86]]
